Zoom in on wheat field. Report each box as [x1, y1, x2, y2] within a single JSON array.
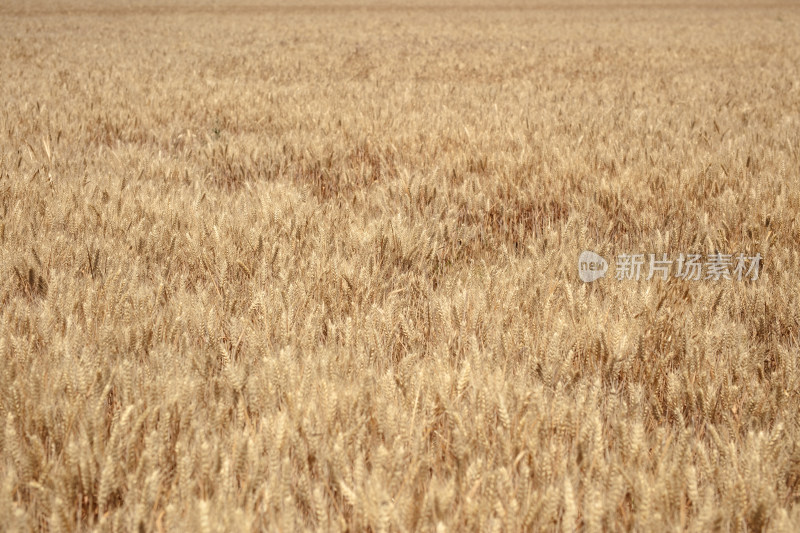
[[1, 0, 799, 531]]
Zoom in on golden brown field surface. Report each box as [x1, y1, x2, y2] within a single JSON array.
[[1, 0, 799, 531]]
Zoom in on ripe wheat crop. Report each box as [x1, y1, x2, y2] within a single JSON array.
[[1, 0, 799, 531]]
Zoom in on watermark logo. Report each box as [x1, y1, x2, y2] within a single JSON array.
[[578, 251, 762, 282], [578, 250, 609, 282]]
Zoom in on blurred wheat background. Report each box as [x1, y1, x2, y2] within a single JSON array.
[[1, 0, 799, 531]]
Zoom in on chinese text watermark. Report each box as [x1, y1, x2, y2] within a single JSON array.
[[579, 251, 761, 283]]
